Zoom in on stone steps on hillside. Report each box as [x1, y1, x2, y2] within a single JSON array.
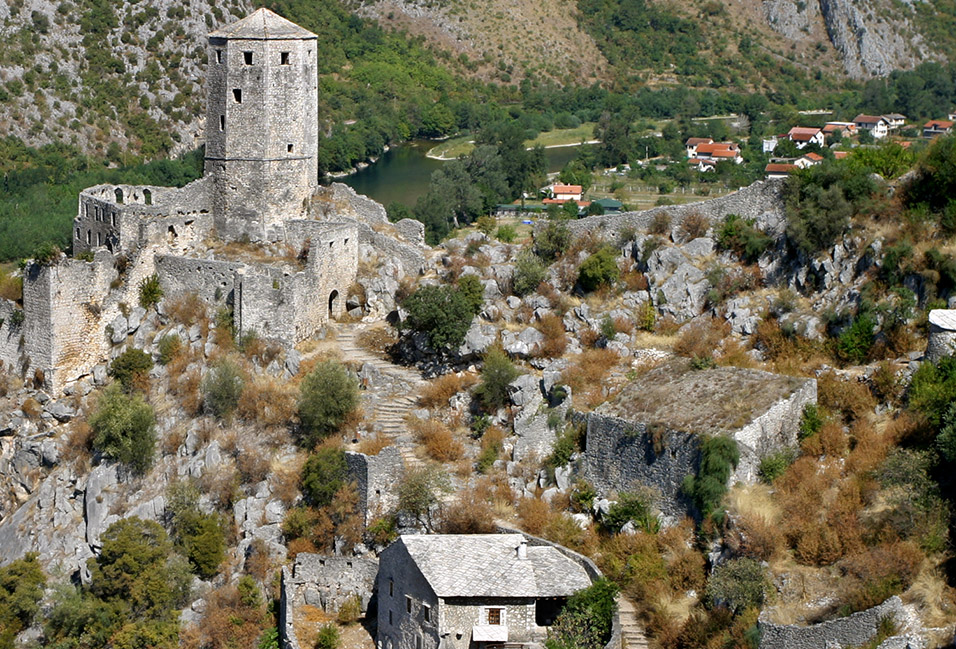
[[616, 596, 649, 649]]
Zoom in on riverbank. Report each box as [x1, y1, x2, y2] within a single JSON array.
[[426, 123, 598, 160]]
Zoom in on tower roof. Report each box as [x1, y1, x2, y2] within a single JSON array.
[[209, 8, 317, 40]]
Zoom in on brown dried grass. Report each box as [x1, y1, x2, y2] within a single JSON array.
[[561, 348, 619, 406], [418, 373, 477, 409], [534, 313, 568, 358], [356, 434, 391, 455], [408, 417, 464, 462], [237, 375, 297, 429]]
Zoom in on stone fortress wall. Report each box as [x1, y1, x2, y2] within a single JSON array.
[[757, 596, 912, 649], [0, 10, 359, 394], [345, 446, 406, 526]]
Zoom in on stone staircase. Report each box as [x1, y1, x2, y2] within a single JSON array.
[[334, 324, 426, 470], [617, 596, 650, 649]]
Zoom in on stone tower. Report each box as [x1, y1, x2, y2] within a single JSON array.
[[205, 8, 318, 242]]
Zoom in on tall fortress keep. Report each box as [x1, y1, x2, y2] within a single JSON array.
[[0, 9, 410, 393]]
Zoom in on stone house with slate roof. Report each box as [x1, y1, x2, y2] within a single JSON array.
[[376, 534, 593, 649]]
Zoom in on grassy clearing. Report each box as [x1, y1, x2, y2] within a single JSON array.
[[589, 175, 736, 211], [427, 123, 597, 159]]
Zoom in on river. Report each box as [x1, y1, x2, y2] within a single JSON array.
[[338, 140, 596, 207]]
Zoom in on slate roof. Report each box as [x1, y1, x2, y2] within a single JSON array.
[[398, 534, 592, 599], [929, 309, 956, 331], [209, 8, 317, 40]]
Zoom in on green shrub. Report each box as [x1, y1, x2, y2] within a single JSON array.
[[0, 553, 45, 644], [836, 312, 876, 365], [496, 224, 517, 243], [577, 246, 619, 292], [157, 334, 182, 365], [473, 345, 520, 410], [602, 491, 658, 533], [908, 355, 956, 427], [758, 450, 795, 484], [201, 358, 244, 420], [716, 214, 772, 264], [535, 220, 571, 261], [798, 403, 824, 439], [398, 465, 452, 531], [683, 436, 739, 519], [705, 558, 771, 615], [9, 309, 24, 327], [456, 274, 484, 315], [138, 273, 163, 309], [513, 249, 546, 296], [635, 302, 656, 331], [402, 285, 474, 350], [108, 348, 153, 391], [336, 594, 362, 624], [545, 578, 619, 649], [301, 446, 348, 508], [315, 623, 340, 649], [297, 361, 360, 448], [89, 384, 156, 474]]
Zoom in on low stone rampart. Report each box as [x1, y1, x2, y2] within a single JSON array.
[[552, 178, 786, 243], [155, 255, 245, 307], [346, 446, 405, 526], [758, 596, 905, 649]]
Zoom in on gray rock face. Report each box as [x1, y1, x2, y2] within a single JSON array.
[[646, 244, 709, 321], [820, 0, 926, 79], [85, 463, 120, 549]]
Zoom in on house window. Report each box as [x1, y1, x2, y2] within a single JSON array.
[[486, 608, 502, 625], [389, 580, 394, 597], [216, 49, 223, 64], [219, 115, 225, 131], [423, 605, 431, 623], [243, 51, 253, 65], [280, 51, 290, 64], [406, 596, 412, 614], [233, 88, 242, 103]]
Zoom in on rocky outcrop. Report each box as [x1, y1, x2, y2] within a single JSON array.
[[819, 0, 926, 78]]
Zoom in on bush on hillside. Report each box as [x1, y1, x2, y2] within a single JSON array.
[[705, 558, 771, 615], [297, 361, 360, 448], [89, 383, 156, 474], [108, 348, 153, 392], [401, 284, 474, 350], [202, 358, 244, 420], [473, 345, 521, 410], [513, 250, 547, 296], [577, 246, 619, 292]]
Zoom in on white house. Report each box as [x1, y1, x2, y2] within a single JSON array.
[[786, 127, 825, 149], [853, 114, 889, 139]]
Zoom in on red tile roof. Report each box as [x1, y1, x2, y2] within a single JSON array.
[[552, 184, 582, 194], [802, 152, 824, 161], [685, 137, 713, 146], [833, 151, 849, 159], [765, 163, 797, 173], [853, 114, 885, 125], [709, 149, 738, 158], [696, 142, 737, 155], [787, 127, 822, 141], [925, 120, 954, 129]]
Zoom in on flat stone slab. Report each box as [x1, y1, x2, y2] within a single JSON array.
[[929, 309, 956, 331]]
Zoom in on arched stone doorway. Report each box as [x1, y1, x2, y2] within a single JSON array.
[[328, 290, 339, 318]]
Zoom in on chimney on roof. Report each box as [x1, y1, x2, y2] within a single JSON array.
[[516, 539, 527, 560]]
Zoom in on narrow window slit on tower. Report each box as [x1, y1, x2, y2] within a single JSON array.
[[216, 49, 223, 64], [220, 115, 225, 131], [280, 52, 290, 65], [233, 88, 242, 103], [287, 144, 293, 153], [243, 51, 253, 65]]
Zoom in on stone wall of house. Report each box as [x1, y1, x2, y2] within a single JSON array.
[[377, 542, 441, 649], [206, 33, 318, 242], [346, 446, 405, 526], [284, 553, 379, 615], [440, 597, 541, 649], [583, 376, 815, 518], [758, 596, 906, 649], [554, 178, 787, 242]]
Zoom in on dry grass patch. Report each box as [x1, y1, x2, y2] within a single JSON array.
[[533, 313, 568, 358], [357, 326, 398, 359], [561, 348, 620, 409], [356, 434, 391, 455], [407, 416, 464, 462], [418, 373, 477, 409], [905, 567, 956, 629], [238, 375, 297, 429]]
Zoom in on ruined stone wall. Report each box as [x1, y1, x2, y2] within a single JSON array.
[[74, 178, 212, 255], [282, 553, 378, 615], [731, 378, 816, 484], [377, 542, 441, 649], [583, 415, 701, 518], [155, 256, 245, 310], [346, 446, 405, 526], [553, 178, 787, 243], [0, 300, 23, 375], [758, 596, 905, 649], [206, 35, 318, 241]]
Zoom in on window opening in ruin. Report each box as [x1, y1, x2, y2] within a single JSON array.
[[144, 189, 152, 206], [85, 203, 90, 218], [114, 188, 123, 204], [86, 230, 91, 245], [486, 608, 502, 625], [535, 598, 565, 626], [329, 241, 334, 248], [389, 580, 393, 597], [423, 605, 431, 623], [344, 238, 349, 245], [406, 597, 412, 614], [329, 290, 339, 317], [280, 51, 290, 64], [415, 636, 422, 649], [111, 213, 116, 227], [243, 51, 253, 64], [233, 88, 242, 103], [220, 115, 225, 131], [97, 232, 101, 246], [216, 49, 223, 64], [287, 143, 294, 153], [388, 611, 393, 626], [76, 228, 80, 239]]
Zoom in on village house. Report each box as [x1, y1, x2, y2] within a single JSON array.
[[794, 152, 824, 168], [548, 184, 583, 202], [688, 157, 716, 172], [786, 126, 825, 149], [376, 534, 593, 649], [882, 113, 906, 130], [694, 141, 742, 164], [923, 120, 954, 138], [853, 114, 889, 139], [765, 162, 798, 179], [822, 122, 856, 138], [685, 137, 713, 158]]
